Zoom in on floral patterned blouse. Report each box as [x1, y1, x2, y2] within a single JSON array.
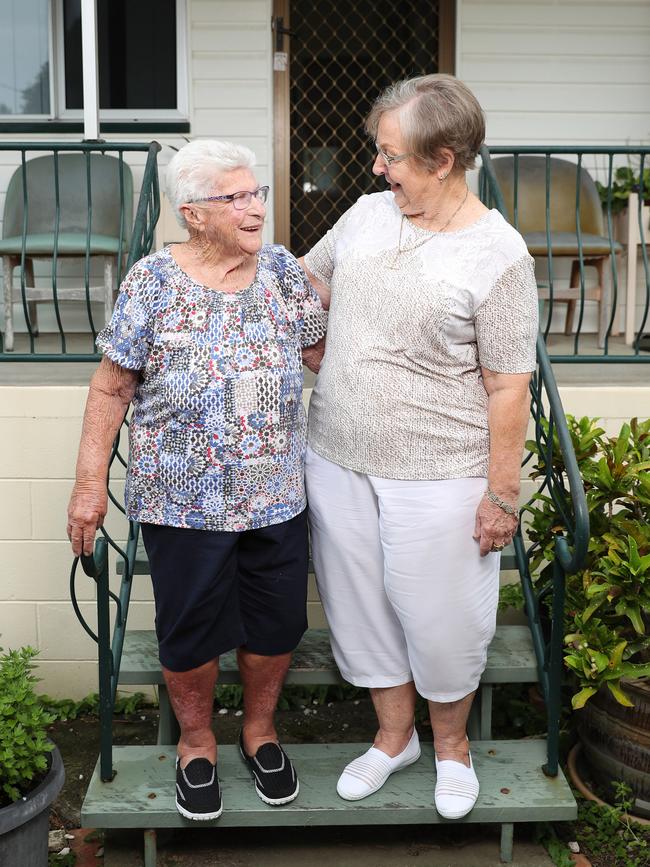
[[96, 244, 328, 532]]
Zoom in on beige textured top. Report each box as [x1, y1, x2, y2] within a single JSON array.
[[304, 192, 538, 480]]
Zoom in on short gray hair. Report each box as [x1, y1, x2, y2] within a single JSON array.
[[165, 139, 257, 227], [365, 74, 485, 173]]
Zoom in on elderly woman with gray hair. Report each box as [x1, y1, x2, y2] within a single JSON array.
[[67, 139, 327, 820], [301, 74, 538, 818]]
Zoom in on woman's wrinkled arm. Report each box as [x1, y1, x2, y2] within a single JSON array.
[[298, 257, 331, 310], [297, 256, 329, 373], [67, 357, 140, 556], [473, 369, 531, 557]]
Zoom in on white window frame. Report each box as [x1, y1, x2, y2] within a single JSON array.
[[0, 0, 188, 122], [0, 0, 56, 120]]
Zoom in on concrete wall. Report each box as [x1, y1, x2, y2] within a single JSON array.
[[1, 381, 648, 698]]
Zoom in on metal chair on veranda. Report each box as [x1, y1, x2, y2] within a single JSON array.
[[489, 155, 622, 347], [1, 153, 133, 351]]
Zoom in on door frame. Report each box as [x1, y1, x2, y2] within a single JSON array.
[[271, 0, 457, 247], [272, 0, 291, 247]]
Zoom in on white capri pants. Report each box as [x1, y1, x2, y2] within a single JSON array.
[[305, 446, 500, 702]]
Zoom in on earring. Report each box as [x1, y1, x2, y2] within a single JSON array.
[[438, 173, 447, 182]]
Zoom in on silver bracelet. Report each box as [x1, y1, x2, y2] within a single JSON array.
[[485, 488, 519, 519]]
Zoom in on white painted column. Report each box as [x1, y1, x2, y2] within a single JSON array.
[[80, 0, 100, 140]]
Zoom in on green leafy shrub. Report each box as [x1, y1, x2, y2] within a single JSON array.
[[498, 582, 524, 612], [0, 646, 55, 804], [38, 691, 147, 721], [595, 166, 650, 215], [576, 783, 650, 867], [525, 417, 650, 708]]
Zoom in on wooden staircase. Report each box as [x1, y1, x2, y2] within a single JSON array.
[[80, 547, 577, 866]]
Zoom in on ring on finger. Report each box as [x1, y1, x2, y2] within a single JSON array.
[[491, 543, 505, 551]]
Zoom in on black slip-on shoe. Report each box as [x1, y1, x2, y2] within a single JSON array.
[[239, 731, 299, 805], [175, 756, 223, 820]]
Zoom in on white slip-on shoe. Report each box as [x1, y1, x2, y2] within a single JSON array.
[[434, 749, 479, 819], [336, 727, 421, 801]]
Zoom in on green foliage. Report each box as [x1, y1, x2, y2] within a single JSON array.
[[595, 166, 650, 215], [525, 416, 650, 707], [498, 582, 525, 612], [536, 825, 574, 867], [574, 783, 650, 867], [0, 646, 55, 804], [215, 684, 244, 709], [215, 682, 366, 711], [539, 782, 650, 866], [491, 683, 547, 738], [48, 851, 76, 866], [39, 691, 147, 721]]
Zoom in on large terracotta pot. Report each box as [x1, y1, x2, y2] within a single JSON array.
[[0, 744, 65, 867], [576, 679, 650, 818]]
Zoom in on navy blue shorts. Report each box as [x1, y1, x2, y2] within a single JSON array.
[[140, 510, 309, 672]]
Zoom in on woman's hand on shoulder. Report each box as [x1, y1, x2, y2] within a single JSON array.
[[473, 494, 519, 557], [67, 480, 108, 557]]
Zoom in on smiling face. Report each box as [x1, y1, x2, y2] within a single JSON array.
[[189, 167, 266, 257], [372, 110, 440, 216]]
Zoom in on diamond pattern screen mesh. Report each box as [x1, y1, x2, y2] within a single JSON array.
[[289, 0, 440, 254]]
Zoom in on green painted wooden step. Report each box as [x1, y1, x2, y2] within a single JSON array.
[[119, 625, 539, 687], [81, 741, 576, 864], [117, 539, 518, 575]]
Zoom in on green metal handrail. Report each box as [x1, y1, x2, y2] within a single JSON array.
[[481, 145, 650, 362], [481, 145, 590, 775], [0, 140, 161, 361]]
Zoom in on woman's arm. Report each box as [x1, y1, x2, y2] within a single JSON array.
[[302, 335, 326, 374], [67, 357, 140, 556], [298, 257, 331, 310], [473, 368, 531, 557]]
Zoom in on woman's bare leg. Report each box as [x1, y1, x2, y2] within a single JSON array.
[[370, 682, 418, 756], [237, 648, 292, 755], [428, 690, 475, 765], [163, 658, 219, 768]]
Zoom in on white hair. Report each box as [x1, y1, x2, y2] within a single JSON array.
[[165, 139, 257, 227]]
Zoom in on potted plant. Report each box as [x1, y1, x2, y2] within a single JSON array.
[[0, 646, 65, 866], [595, 166, 650, 217], [525, 416, 650, 815]]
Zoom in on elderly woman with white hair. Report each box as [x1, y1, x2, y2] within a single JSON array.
[[301, 74, 538, 818], [67, 139, 327, 820]]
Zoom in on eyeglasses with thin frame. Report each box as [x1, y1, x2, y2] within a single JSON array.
[[374, 144, 411, 167], [191, 185, 270, 210]]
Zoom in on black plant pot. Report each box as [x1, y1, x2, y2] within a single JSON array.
[[0, 744, 65, 867]]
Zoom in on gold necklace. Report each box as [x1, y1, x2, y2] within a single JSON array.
[[389, 186, 470, 270]]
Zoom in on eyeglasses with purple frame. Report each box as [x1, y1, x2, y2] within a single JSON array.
[[191, 185, 270, 210]]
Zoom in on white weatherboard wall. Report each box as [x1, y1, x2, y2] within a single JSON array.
[[1, 382, 649, 698], [459, 0, 650, 336], [458, 0, 650, 145]]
